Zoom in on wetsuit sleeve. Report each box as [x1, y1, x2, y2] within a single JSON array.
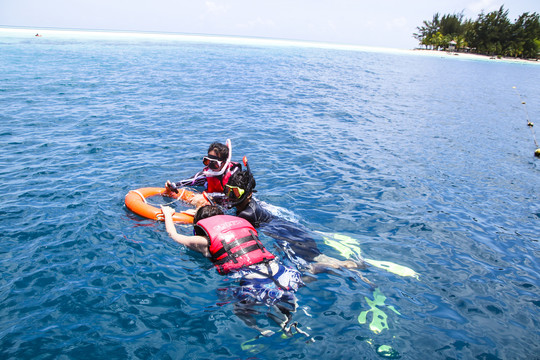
[[175, 170, 207, 188], [237, 200, 273, 228], [237, 205, 259, 227]]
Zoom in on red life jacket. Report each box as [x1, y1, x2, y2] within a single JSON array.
[[206, 162, 240, 193], [195, 215, 275, 274]]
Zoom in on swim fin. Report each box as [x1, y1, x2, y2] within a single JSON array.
[[317, 232, 419, 279]]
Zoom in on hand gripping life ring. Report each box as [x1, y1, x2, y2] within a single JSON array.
[[125, 187, 198, 223]]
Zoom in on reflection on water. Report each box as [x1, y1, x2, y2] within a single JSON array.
[[0, 30, 539, 359]]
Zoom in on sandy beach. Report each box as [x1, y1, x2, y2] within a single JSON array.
[[1, 26, 539, 65], [411, 48, 540, 65]]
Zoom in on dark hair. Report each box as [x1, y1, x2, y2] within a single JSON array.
[[207, 142, 229, 162], [193, 205, 224, 224], [227, 170, 256, 202]]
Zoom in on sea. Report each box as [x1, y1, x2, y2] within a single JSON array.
[[0, 28, 539, 360]]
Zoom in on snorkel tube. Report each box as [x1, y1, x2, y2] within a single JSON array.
[[203, 139, 232, 177], [243, 156, 250, 172], [242, 156, 256, 192]]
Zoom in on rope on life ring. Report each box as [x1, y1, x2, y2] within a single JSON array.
[[125, 187, 197, 223], [131, 190, 147, 203]]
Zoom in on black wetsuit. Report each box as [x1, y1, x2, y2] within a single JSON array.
[[235, 199, 273, 227], [236, 199, 322, 267]]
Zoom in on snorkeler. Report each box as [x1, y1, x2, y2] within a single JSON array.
[[161, 204, 307, 337], [224, 159, 369, 278], [165, 140, 242, 206]]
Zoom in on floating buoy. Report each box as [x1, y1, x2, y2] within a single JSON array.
[[513, 86, 539, 158]]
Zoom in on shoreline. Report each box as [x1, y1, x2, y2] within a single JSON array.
[[1, 26, 539, 65], [411, 48, 539, 65]]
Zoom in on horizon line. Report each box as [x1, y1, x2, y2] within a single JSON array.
[[0, 25, 412, 53], [2, 25, 538, 65]]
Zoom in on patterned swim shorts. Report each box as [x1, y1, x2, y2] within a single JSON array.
[[232, 262, 304, 307]]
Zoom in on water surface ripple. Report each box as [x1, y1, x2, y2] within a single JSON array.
[[0, 32, 539, 359]]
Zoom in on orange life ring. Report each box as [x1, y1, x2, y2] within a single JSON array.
[[125, 187, 198, 223]]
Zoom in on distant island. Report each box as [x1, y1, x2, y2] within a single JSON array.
[[413, 6, 540, 60]]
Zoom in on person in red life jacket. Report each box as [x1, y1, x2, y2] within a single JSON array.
[[165, 139, 242, 207], [161, 204, 310, 338]]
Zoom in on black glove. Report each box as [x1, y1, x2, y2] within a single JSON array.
[[165, 180, 179, 194]]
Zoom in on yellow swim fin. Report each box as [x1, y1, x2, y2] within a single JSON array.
[[317, 231, 362, 258], [364, 259, 419, 280], [318, 231, 419, 279]]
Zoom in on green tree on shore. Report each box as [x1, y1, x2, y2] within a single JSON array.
[[413, 6, 540, 59]]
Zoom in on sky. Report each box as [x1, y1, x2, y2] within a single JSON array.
[[1, 0, 539, 49]]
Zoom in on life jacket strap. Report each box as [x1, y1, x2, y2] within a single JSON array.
[[213, 230, 267, 264], [245, 262, 290, 291]]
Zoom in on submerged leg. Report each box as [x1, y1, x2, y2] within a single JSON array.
[[310, 254, 375, 288], [234, 303, 275, 337], [311, 254, 367, 272]]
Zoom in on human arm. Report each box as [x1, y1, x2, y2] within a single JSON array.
[[163, 181, 211, 208], [161, 206, 210, 257], [188, 193, 211, 208], [165, 171, 207, 192]]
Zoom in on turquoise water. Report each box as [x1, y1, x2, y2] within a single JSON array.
[[1, 30, 539, 359]]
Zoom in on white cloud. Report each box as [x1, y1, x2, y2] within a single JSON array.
[[236, 17, 276, 30], [466, 0, 502, 15], [205, 1, 228, 15], [386, 16, 408, 30]]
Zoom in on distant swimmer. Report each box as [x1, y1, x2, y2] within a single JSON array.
[[35, 33, 42, 37]]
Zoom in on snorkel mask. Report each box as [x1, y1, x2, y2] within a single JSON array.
[[203, 139, 232, 177]]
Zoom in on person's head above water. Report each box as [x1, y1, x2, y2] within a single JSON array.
[[193, 205, 224, 236], [203, 142, 229, 171], [202, 140, 234, 178], [208, 142, 229, 161], [193, 205, 224, 224], [225, 169, 256, 208]]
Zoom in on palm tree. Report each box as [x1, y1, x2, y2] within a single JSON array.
[[414, 7, 539, 58], [413, 13, 441, 49]]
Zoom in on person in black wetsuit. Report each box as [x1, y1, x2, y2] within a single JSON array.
[[224, 162, 368, 276]]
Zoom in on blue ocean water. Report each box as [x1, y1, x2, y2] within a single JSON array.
[[1, 29, 539, 359]]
